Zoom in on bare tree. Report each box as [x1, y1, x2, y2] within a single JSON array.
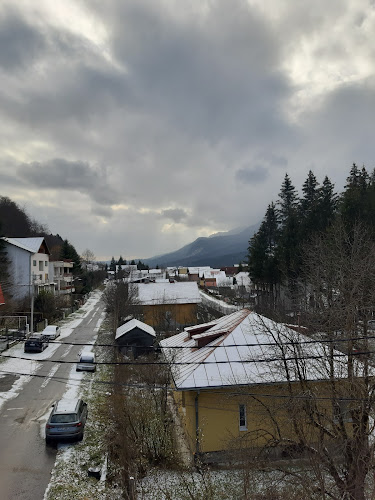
[[240, 221, 375, 500], [81, 248, 96, 265], [102, 281, 140, 331]]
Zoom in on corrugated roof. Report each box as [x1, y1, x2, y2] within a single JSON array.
[[160, 310, 350, 390], [115, 318, 156, 340]]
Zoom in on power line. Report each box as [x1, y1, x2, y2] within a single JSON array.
[[1, 347, 373, 365], [4, 330, 375, 349], [0, 368, 372, 403]]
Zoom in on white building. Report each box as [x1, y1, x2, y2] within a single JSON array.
[[49, 260, 74, 295], [2, 237, 54, 300]]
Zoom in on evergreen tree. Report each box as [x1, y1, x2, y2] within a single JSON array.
[[60, 239, 81, 275], [0, 222, 9, 283], [118, 255, 125, 266], [277, 174, 300, 297], [299, 170, 321, 243], [340, 163, 371, 226], [278, 173, 299, 225], [248, 203, 280, 300], [316, 176, 337, 232], [109, 257, 116, 272]]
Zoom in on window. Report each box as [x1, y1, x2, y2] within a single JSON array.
[[334, 400, 352, 424], [33, 260, 36, 266], [239, 404, 247, 431], [39, 261, 43, 271], [45, 261, 48, 267]]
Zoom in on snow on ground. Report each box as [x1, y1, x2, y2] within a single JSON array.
[[0, 290, 103, 413], [199, 289, 240, 313]]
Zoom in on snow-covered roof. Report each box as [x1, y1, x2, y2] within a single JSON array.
[[188, 267, 211, 274], [135, 281, 201, 305], [234, 272, 251, 288], [2, 237, 46, 254], [160, 309, 351, 390], [115, 318, 156, 340]]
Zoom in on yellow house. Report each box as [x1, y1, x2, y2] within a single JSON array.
[[160, 309, 354, 462], [134, 281, 201, 330]]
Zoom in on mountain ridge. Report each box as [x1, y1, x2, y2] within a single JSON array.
[[143, 223, 260, 268]]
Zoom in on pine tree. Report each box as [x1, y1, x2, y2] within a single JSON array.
[[248, 203, 280, 302], [278, 173, 299, 225], [118, 255, 125, 266], [60, 240, 81, 275], [340, 163, 371, 226], [316, 176, 337, 232], [299, 170, 320, 241], [109, 257, 116, 272], [0, 222, 9, 283], [277, 174, 300, 299]]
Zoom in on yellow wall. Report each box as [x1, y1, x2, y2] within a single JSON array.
[[143, 303, 198, 328], [173, 382, 343, 454]]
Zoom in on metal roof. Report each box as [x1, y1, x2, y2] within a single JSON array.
[[160, 309, 350, 390], [2, 237, 46, 254]]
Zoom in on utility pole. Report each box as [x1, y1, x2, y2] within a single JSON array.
[[30, 273, 35, 335]]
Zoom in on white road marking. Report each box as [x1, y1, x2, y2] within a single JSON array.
[[40, 365, 59, 389], [60, 345, 74, 359]]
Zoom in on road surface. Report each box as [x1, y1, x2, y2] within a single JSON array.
[[0, 293, 105, 500]]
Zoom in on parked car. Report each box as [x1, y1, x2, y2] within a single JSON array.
[[41, 325, 61, 340], [76, 352, 96, 372], [24, 334, 49, 353], [45, 398, 88, 444]]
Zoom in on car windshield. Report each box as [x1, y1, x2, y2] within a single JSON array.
[[50, 413, 77, 423], [80, 356, 93, 363]]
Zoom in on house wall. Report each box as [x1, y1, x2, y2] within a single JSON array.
[[31, 252, 50, 284], [116, 327, 155, 357], [142, 303, 198, 329], [4, 244, 31, 299], [174, 382, 337, 455]]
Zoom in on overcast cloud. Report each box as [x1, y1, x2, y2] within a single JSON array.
[[1, 0, 375, 260]]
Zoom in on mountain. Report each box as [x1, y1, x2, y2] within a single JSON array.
[[144, 223, 260, 268]]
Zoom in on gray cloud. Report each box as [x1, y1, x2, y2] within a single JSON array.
[[18, 158, 120, 205], [0, 1, 374, 260], [0, 8, 46, 70], [160, 208, 188, 223], [235, 165, 269, 184]]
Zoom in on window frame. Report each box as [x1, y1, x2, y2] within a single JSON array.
[[239, 403, 247, 431]]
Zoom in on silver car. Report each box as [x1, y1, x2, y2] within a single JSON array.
[[45, 398, 88, 444], [41, 325, 61, 340], [76, 352, 96, 372]]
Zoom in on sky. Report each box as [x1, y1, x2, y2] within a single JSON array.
[[1, 0, 375, 261]]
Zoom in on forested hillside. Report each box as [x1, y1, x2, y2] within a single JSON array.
[[248, 163, 375, 306]]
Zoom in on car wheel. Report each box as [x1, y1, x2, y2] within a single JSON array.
[[78, 432, 84, 441], [46, 437, 53, 445]]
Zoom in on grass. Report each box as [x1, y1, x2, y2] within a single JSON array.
[[45, 317, 123, 500]]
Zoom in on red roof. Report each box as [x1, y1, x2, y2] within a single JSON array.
[[0, 284, 5, 305]]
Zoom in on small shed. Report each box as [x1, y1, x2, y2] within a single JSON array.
[[115, 319, 156, 358]]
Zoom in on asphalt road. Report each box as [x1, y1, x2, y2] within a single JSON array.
[[0, 294, 105, 500]]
